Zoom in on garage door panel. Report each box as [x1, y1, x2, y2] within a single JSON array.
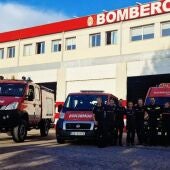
[[66, 79, 116, 96]]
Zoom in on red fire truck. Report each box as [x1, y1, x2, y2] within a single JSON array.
[[0, 76, 55, 142], [56, 91, 118, 144], [145, 83, 170, 106], [144, 83, 170, 138]]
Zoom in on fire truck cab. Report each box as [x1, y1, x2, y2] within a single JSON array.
[[144, 83, 170, 138], [0, 76, 55, 142], [56, 91, 118, 144], [145, 83, 170, 106]]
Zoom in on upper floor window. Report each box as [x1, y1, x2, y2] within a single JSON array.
[[0, 48, 4, 59], [131, 24, 154, 41], [36, 42, 45, 54], [106, 30, 118, 45], [66, 37, 76, 50], [161, 22, 170, 37], [52, 39, 62, 52], [7, 46, 15, 58], [90, 33, 101, 47], [23, 44, 32, 56]]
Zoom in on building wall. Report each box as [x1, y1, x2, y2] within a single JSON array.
[[0, 13, 170, 101]]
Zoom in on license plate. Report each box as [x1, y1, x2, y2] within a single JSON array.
[[70, 132, 85, 136]]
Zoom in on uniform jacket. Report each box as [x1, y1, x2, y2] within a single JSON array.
[[145, 104, 161, 127]]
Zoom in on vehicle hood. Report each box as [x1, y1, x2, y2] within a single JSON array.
[[0, 96, 23, 106], [64, 111, 94, 121]]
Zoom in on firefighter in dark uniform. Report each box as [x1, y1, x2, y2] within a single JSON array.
[[145, 97, 161, 146], [126, 101, 136, 146], [135, 98, 145, 145], [93, 97, 108, 147], [162, 102, 170, 146], [115, 99, 126, 146], [105, 97, 117, 145]]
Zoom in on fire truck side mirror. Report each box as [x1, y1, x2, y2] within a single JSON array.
[[27, 91, 34, 101], [58, 104, 63, 113]]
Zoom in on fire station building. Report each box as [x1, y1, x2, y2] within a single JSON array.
[[0, 0, 170, 102]]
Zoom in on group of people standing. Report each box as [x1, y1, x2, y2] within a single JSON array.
[[93, 97, 170, 148]]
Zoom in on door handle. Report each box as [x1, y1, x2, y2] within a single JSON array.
[[33, 103, 36, 107]]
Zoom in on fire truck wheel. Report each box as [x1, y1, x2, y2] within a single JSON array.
[[40, 120, 49, 137], [56, 136, 65, 144], [12, 120, 27, 142]]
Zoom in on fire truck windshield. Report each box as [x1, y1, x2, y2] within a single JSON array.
[[64, 94, 108, 111], [0, 83, 26, 97], [145, 97, 170, 106]]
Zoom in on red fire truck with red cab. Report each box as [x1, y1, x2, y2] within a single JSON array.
[[0, 76, 55, 142]]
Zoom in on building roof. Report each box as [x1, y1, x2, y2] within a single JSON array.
[[0, 15, 92, 43]]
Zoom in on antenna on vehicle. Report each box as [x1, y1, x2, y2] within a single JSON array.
[[22, 76, 26, 81], [0, 76, 4, 80], [27, 77, 32, 82], [11, 75, 15, 80]]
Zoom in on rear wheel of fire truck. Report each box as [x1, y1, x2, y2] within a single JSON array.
[[40, 119, 50, 137], [12, 120, 27, 142]]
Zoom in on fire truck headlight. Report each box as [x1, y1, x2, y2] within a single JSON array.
[[0, 105, 7, 110], [4, 102, 19, 110]]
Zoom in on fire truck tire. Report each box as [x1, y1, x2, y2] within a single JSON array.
[[40, 120, 49, 137], [56, 136, 65, 144], [12, 120, 27, 142]]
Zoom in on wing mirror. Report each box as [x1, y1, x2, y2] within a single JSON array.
[[58, 104, 63, 113]]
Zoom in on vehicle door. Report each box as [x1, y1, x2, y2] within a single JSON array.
[[24, 84, 36, 125], [34, 85, 42, 124]]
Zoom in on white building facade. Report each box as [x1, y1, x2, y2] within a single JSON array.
[[0, 0, 170, 102]]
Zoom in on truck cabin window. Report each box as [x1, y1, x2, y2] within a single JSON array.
[[28, 85, 35, 101], [0, 83, 25, 97], [64, 95, 108, 111], [145, 97, 170, 106]]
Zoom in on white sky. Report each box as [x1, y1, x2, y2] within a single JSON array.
[[0, 2, 68, 32]]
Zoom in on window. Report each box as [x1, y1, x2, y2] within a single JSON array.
[[7, 46, 15, 58], [143, 25, 154, 39], [66, 37, 76, 50], [161, 22, 170, 37], [23, 44, 32, 56], [36, 42, 45, 54], [89, 33, 101, 47], [28, 85, 34, 101], [131, 27, 142, 41], [106, 30, 118, 45], [52, 40, 62, 52], [64, 94, 108, 111], [0, 48, 4, 59], [131, 24, 154, 41], [0, 83, 26, 97]]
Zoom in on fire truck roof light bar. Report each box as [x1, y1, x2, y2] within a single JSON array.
[[80, 90, 104, 93]]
